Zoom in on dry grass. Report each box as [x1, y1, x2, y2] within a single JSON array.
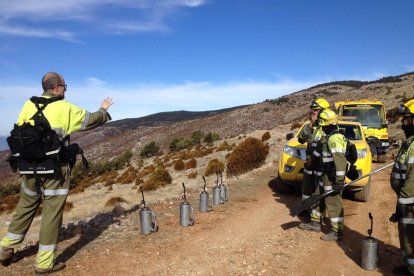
[[64, 201, 74, 212], [226, 137, 269, 176], [185, 158, 197, 170], [290, 122, 303, 130], [0, 194, 20, 214], [216, 141, 232, 152], [261, 131, 271, 142], [118, 166, 138, 184], [174, 159, 185, 171], [187, 171, 197, 179], [141, 166, 172, 191], [204, 158, 225, 176], [105, 196, 128, 207]]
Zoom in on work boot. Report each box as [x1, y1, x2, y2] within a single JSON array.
[[0, 246, 14, 266], [298, 221, 321, 232], [35, 262, 66, 275], [392, 265, 414, 275], [321, 231, 343, 241]]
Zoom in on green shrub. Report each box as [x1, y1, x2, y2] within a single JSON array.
[[226, 137, 269, 176], [140, 141, 160, 158], [169, 138, 193, 152], [191, 130, 205, 145], [204, 132, 220, 144], [204, 158, 225, 176], [217, 141, 231, 152]]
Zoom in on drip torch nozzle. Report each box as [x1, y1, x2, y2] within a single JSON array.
[[140, 186, 146, 208], [202, 176, 207, 192], [182, 183, 187, 202], [368, 212, 373, 238], [218, 170, 223, 185]]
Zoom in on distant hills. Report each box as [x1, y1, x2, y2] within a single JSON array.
[[0, 136, 8, 151], [106, 105, 249, 131]]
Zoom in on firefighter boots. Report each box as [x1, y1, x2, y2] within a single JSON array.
[[0, 246, 13, 266], [321, 230, 343, 241], [298, 221, 321, 232]]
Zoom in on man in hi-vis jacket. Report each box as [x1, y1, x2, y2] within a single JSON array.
[[0, 72, 113, 275]]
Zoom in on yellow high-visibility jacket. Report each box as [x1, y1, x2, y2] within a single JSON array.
[[17, 92, 111, 140]]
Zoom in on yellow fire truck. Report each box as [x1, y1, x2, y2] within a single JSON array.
[[335, 100, 389, 162]]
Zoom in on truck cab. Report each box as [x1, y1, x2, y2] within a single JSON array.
[[335, 100, 389, 162]]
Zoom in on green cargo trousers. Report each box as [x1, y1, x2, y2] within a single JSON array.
[[0, 165, 69, 269], [398, 205, 414, 274], [310, 174, 344, 233], [310, 177, 325, 223], [322, 175, 344, 233]]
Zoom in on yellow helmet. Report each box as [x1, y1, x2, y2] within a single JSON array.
[[400, 99, 414, 116], [310, 98, 330, 110], [318, 109, 338, 126]]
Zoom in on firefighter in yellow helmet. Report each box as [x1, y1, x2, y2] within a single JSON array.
[[297, 98, 330, 221], [0, 72, 113, 274], [299, 109, 347, 241], [390, 99, 414, 275]]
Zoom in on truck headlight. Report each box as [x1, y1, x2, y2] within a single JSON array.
[[357, 148, 368, 159], [283, 145, 302, 159]]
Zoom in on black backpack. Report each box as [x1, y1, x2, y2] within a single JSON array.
[[7, 96, 63, 176]]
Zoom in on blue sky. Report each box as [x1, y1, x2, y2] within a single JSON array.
[[0, 0, 413, 135]]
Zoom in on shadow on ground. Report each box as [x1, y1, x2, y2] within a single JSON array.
[[267, 175, 404, 275]]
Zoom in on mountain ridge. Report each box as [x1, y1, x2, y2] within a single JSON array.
[[1, 71, 413, 186]]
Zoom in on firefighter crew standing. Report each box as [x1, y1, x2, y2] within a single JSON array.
[[299, 109, 347, 241], [0, 72, 113, 274], [390, 99, 414, 275], [297, 98, 330, 202]]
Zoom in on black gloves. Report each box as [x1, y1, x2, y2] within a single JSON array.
[[389, 204, 406, 223]]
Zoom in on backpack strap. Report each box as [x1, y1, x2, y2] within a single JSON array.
[[30, 96, 63, 120]]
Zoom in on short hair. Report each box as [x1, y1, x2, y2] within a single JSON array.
[[42, 72, 62, 91]]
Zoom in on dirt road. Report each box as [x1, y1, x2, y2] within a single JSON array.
[[0, 162, 403, 275]]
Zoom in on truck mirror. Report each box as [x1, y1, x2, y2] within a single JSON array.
[[286, 132, 294, 141]]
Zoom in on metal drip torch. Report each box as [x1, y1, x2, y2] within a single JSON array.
[[179, 183, 195, 227], [199, 176, 213, 212], [139, 187, 158, 235]]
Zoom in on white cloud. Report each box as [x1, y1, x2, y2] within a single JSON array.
[[403, 65, 414, 72], [0, 24, 79, 42], [0, 0, 208, 40]]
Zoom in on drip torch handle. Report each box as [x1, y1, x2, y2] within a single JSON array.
[[202, 175, 206, 191], [140, 186, 146, 208], [368, 212, 373, 238], [182, 183, 187, 202]]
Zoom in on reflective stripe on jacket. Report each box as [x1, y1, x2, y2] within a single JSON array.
[[391, 136, 414, 202], [327, 133, 348, 184], [312, 132, 347, 183], [298, 122, 324, 158]]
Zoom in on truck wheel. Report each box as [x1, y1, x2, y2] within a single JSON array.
[[274, 174, 295, 194], [353, 177, 371, 202]]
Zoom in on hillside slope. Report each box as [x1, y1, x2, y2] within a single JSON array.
[[1, 72, 413, 187]]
